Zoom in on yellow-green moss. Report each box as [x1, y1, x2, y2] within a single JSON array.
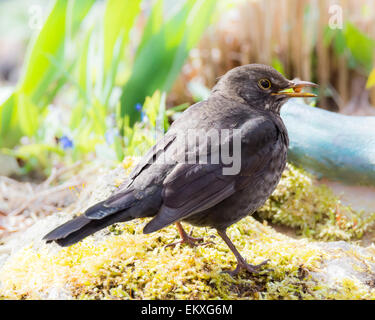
[[258, 164, 375, 241], [0, 217, 318, 299], [1, 216, 375, 300], [1, 162, 375, 300]]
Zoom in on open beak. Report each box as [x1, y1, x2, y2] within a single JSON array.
[[272, 80, 318, 98]]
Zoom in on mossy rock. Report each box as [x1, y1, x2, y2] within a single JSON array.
[[0, 161, 375, 300], [258, 165, 375, 241]]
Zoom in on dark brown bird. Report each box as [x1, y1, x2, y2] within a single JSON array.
[[44, 64, 317, 276]]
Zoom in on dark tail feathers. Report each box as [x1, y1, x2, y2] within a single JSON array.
[[43, 187, 162, 247], [43, 203, 133, 247]]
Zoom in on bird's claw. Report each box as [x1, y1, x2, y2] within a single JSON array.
[[165, 235, 214, 248], [165, 224, 215, 248], [223, 259, 271, 277]]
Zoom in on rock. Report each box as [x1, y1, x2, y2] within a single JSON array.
[[311, 241, 375, 292], [0, 162, 375, 300]]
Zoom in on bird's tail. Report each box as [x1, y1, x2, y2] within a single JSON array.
[[43, 188, 162, 247], [43, 201, 134, 247]]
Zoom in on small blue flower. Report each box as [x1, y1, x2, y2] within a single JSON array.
[[60, 135, 73, 150], [135, 103, 142, 112]]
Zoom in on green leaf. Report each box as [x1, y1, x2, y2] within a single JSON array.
[[119, 0, 216, 127], [0, 93, 22, 148], [0, 0, 95, 148], [0, 1, 68, 148], [103, 0, 141, 72], [136, 0, 163, 55], [69, 0, 96, 36], [88, 99, 107, 136], [18, 1, 67, 97], [113, 135, 125, 161], [333, 30, 346, 55], [70, 101, 86, 130], [157, 91, 168, 132], [366, 69, 375, 89], [143, 90, 161, 127], [77, 28, 94, 100], [16, 93, 40, 137], [271, 57, 285, 75], [344, 22, 375, 73], [0, 93, 15, 137], [103, 0, 141, 98]]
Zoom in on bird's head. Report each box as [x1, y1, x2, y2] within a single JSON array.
[[213, 64, 318, 113]]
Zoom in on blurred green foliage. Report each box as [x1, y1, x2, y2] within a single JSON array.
[[367, 69, 375, 89], [120, 0, 216, 128], [325, 22, 375, 74], [0, 0, 215, 174], [1, 0, 374, 176]]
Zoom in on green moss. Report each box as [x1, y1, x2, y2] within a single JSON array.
[[1, 162, 375, 300], [2, 215, 375, 300], [257, 164, 375, 241]]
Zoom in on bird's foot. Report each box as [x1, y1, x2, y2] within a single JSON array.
[[223, 259, 270, 277], [165, 236, 202, 248], [166, 229, 214, 248], [165, 223, 215, 248]]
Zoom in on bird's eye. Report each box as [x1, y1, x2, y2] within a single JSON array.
[[258, 79, 271, 90]]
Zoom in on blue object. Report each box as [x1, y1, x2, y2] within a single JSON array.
[[281, 100, 375, 186], [60, 135, 74, 150]]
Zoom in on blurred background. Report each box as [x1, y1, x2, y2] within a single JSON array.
[[0, 0, 375, 235]]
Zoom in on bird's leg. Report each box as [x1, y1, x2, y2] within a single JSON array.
[[165, 222, 212, 248], [217, 229, 269, 276]]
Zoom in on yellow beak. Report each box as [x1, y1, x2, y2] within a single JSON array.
[[272, 80, 318, 98]]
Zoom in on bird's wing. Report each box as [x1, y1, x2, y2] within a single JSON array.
[[143, 117, 279, 233], [83, 101, 212, 221], [128, 133, 176, 181], [84, 133, 176, 220], [84, 189, 138, 219], [124, 100, 207, 185]]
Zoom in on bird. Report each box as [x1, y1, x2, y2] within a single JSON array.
[[44, 64, 317, 276]]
